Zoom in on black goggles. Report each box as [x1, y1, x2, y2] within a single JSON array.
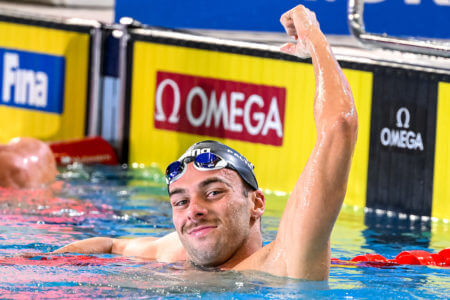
[[165, 152, 233, 185]]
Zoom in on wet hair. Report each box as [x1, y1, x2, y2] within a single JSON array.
[[241, 180, 253, 197]]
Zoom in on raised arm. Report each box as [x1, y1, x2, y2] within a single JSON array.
[[266, 5, 357, 280]]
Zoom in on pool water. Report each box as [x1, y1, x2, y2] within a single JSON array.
[[0, 164, 448, 299]]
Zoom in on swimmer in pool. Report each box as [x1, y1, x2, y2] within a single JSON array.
[[55, 5, 358, 280], [0, 137, 58, 189]]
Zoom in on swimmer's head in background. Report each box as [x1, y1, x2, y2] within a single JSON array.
[[165, 140, 258, 191]]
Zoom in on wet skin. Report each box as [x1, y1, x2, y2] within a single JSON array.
[[168, 164, 264, 268]]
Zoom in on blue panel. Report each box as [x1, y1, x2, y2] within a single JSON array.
[[365, 1, 450, 39], [115, 0, 348, 34], [115, 0, 450, 38], [0, 48, 65, 114]]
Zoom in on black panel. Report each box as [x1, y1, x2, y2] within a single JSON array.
[[102, 32, 120, 77], [120, 38, 135, 164], [366, 69, 438, 216]]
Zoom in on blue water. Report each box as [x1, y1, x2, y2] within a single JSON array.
[[0, 164, 448, 299]]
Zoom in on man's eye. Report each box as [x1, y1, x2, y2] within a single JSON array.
[[174, 200, 187, 207], [207, 190, 222, 198]]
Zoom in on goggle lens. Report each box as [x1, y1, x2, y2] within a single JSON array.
[[195, 152, 221, 168], [165, 161, 184, 183], [165, 152, 227, 185]]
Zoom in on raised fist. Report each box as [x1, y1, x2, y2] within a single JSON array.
[[279, 5, 320, 57]]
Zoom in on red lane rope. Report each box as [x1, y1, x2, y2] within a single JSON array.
[[331, 248, 450, 268]]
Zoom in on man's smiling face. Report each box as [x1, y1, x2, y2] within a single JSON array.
[[169, 163, 253, 267]]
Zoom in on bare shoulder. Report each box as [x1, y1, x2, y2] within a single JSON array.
[[117, 232, 186, 262], [232, 242, 287, 277]]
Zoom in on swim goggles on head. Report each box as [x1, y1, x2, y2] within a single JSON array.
[[165, 140, 259, 190], [165, 152, 229, 185]]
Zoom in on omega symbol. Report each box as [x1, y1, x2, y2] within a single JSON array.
[[395, 107, 410, 129], [155, 78, 181, 124]]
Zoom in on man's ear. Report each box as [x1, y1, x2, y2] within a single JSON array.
[[250, 189, 265, 219]]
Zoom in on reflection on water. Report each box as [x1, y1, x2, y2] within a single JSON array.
[[363, 210, 431, 256], [0, 164, 448, 298]]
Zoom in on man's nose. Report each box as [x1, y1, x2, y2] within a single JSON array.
[[187, 198, 208, 221]]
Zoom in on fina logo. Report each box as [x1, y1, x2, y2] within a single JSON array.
[[380, 107, 424, 151], [2, 52, 48, 108], [0, 49, 65, 114]]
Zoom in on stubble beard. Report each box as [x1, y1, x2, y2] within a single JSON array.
[[181, 224, 229, 267], [181, 217, 251, 267]]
